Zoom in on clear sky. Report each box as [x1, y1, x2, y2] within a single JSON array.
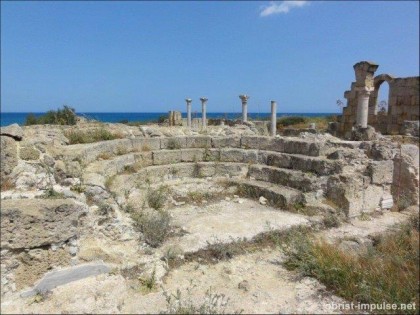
[[1, 1, 419, 113]]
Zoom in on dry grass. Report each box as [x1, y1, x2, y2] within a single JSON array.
[[276, 116, 337, 132], [0, 177, 15, 191], [64, 128, 124, 144], [283, 216, 419, 314]]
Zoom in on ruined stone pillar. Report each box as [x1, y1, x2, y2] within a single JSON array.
[[270, 100, 277, 137], [185, 98, 192, 128], [239, 95, 250, 122], [356, 89, 371, 128], [200, 97, 208, 129]]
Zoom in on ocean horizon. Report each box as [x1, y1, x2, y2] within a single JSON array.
[[0, 112, 339, 127]]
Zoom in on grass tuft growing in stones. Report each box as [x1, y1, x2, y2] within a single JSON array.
[[64, 128, 124, 144], [161, 285, 241, 314], [147, 185, 171, 210], [0, 177, 15, 191], [167, 138, 182, 150], [132, 209, 172, 247]]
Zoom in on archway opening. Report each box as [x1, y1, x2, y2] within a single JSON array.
[[377, 81, 390, 115]]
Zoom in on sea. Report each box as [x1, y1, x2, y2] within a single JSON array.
[[0, 112, 338, 127]]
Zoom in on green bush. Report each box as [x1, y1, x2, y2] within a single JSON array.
[[277, 116, 306, 127], [25, 106, 77, 126]]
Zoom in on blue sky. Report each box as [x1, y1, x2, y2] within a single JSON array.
[[1, 1, 419, 113]]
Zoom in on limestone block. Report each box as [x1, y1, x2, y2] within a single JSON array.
[[327, 175, 382, 217], [152, 150, 182, 165], [211, 137, 241, 148], [243, 150, 258, 164], [133, 151, 153, 167], [241, 136, 274, 150], [283, 139, 321, 156], [264, 152, 291, 169], [0, 136, 18, 178], [214, 162, 248, 177], [181, 148, 205, 162], [196, 162, 216, 177], [220, 148, 246, 163], [1, 199, 87, 250], [186, 136, 211, 148], [392, 144, 419, 207], [367, 160, 394, 184], [131, 138, 161, 152], [0, 123, 23, 141], [206, 148, 221, 162], [160, 137, 187, 149]]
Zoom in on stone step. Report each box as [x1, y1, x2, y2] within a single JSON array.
[[59, 136, 346, 167], [82, 147, 343, 179], [248, 164, 324, 192], [226, 178, 305, 211]]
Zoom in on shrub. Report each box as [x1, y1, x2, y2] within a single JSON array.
[[322, 212, 341, 228], [277, 116, 306, 127], [157, 115, 166, 123], [147, 186, 170, 210], [135, 209, 172, 247], [25, 106, 77, 126]]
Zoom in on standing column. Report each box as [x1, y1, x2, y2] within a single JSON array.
[[200, 97, 208, 130], [270, 100, 277, 137], [239, 95, 250, 122], [356, 89, 371, 128], [185, 98, 192, 128]]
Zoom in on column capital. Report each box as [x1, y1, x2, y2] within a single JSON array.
[[355, 86, 374, 94], [239, 94, 250, 102], [271, 100, 276, 104], [185, 98, 192, 104], [199, 97, 208, 103]]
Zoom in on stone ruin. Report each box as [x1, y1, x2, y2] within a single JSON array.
[[335, 61, 420, 138], [0, 65, 419, 313]]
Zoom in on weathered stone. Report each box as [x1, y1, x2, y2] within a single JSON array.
[[160, 137, 187, 149], [186, 136, 211, 148], [21, 262, 110, 297], [1, 199, 87, 250], [0, 123, 23, 141], [152, 150, 182, 165], [351, 126, 378, 141], [367, 160, 394, 184], [131, 138, 160, 151], [211, 137, 241, 148], [401, 121, 419, 137], [392, 144, 419, 208], [0, 136, 18, 179], [20, 146, 41, 161], [368, 142, 394, 160], [181, 149, 205, 162], [326, 175, 384, 217], [42, 154, 55, 167]]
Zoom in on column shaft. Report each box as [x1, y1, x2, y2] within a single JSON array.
[[270, 101, 277, 137], [356, 90, 370, 128]]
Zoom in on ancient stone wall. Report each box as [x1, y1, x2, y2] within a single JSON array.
[[338, 61, 419, 137]]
